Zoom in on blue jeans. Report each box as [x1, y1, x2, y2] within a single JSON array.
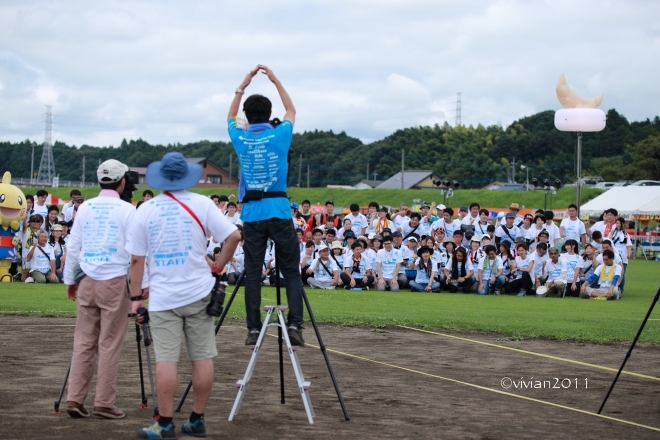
[[478, 275, 505, 295], [410, 280, 440, 292], [243, 218, 304, 330]]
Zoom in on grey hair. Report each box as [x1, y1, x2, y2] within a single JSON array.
[[548, 247, 559, 254]]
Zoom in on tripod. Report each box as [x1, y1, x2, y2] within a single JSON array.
[[175, 260, 350, 421], [598, 286, 660, 414]]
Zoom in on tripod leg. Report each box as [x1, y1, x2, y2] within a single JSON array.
[[175, 270, 245, 413], [53, 356, 72, 414], [275, 257, 285, 404], [135, 322, 147, 409], [598, 286, 660, 414], [301, 287, 351, 421], [141, 322, 159, 419]]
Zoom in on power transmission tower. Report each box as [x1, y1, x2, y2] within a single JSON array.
[[455, 92, 462, 127], [37, 105, 56, 185]]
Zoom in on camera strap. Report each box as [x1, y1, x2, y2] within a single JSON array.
[[164, 192, 205, 235], [36, 245, 51, 261]]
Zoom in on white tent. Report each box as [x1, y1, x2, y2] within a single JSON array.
[[581, 187, 660, 216]]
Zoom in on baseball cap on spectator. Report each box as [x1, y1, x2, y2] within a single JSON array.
[[344, 230, 356, 239], [421, 202, 431, 208], [538, 229, 550, 237], [470, 235, 481, 243], [435, 204, 446, 210], [318, 244, 329, 252], [290, 202, 299, 209], [459, 206, 468, 213], [497, 212, 506, 219], [408, 233, 420, 242], [58, 220, 68, 226], [146, 152, 202, 191], [371, 234, 383, 241], [51, 224, 63, 231], [505, 212, 516, 219], [97, 159, 128, 184]]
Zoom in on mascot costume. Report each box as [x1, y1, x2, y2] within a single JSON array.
[[0, 172, 26, 282]]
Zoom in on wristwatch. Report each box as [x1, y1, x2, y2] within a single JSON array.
[[130, 295, 143, 301], [235, 87, 245, 95]]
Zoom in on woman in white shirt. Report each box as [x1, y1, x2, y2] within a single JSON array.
[[505, 242, 535, 296], [526, 214, 546, 249], [445, 247, 474, 293], [410, 246, 440, 292], [608, 217, 632, 295], [560, 239, 581, 297]]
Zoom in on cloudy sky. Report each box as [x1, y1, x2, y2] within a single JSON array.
[[1, 0, 659, 147]]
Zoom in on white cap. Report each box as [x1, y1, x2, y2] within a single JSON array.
[[318, 244, 329, 251], [436, 204, 446, 210], [97, 159, 128, 183]]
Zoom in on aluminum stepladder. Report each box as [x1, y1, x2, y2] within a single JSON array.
[[229, 305, 315, 424]]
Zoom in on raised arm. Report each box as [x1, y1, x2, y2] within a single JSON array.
[[258, 65, 296, 124], [227, 66, 261, 121]]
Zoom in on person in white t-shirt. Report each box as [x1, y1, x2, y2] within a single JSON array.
[[580, 249, 622, 300], [127, 153, 240, 436], [543, 210, 560, 247], [306, 244, 339, 289], [431, 207, 455, 238], [529, 242, 548, 288], [225, 202, 243, 226], [32, 189, 49, 228], [391, 202, 410, 232], [477, 245, 504, 295], [340, 241, 374, 289], [560, 239, 582, 297], [608, 217, 632, 296], [473, 209, 492, 238], [560, 204, 586, 248], [343, 203, 367, 236], [410, 245, 440, 292], [24, 230, 57, 283], [61, 189, 82, 221], [63, 159, 138, 420], [376, 236, 402, 291], [461, 203, 480, 226], [505, 242, 535, 296], [495, 213, 522, 247], [445, 247, 475, 293], [541, 247, 566, 297]]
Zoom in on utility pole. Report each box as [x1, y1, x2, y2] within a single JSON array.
[[229, 153, 232, 188], [401, 150, 404, 190], [307, 164, 310, 188], [455, 92, 462, 127], [82, 156, 86, 187], [367, 163, 369, 181], [373, 172, 378, 181], [30, 143, 35, 185], [298, 154, 302, 187]]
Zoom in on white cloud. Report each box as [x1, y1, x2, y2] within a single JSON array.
[[0, 0, 658, 147]]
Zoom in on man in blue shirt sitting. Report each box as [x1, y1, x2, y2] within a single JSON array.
[[227, 65, 304, 346]]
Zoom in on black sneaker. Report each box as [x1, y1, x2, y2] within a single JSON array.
[[245, 329, 260, 346], [287, 325, 305, 347]]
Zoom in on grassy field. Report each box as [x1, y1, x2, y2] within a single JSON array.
[[1, 259, 659, 343], [21, 185, 602, 211]]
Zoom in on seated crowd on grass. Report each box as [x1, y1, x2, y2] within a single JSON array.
[[9, 189, 632, 301]]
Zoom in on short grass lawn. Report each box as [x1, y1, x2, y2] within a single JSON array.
[[1, 260, 659, 343]]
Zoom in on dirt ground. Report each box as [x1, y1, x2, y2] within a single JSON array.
[[1, 315, 660, 439]]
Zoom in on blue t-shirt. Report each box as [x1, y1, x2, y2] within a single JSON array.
[[228, 118, 293, 223]]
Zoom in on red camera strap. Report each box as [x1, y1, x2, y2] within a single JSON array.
[[164, 191, 205, 235]]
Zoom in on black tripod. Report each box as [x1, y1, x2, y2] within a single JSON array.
[[175, 263, 350, 421], [598, 286, 660, 414]]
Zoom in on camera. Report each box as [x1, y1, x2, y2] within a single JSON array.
[[120, 170, 140, 203], [206, 273, 227, 316]]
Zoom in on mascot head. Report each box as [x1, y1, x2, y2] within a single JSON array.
[[0, 172, 26, 229]]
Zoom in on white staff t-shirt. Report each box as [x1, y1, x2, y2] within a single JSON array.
[[25, 243, 55, 273], [344, 213, 368, 236], [376, 248, 402, 280], [560, 218, 586, 242], [126, 190, 237, 312], [309, 257, 339, 281]]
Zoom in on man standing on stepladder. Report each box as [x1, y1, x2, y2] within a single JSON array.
[[227, 65, 305, 347]]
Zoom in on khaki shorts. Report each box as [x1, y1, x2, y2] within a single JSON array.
[[150, 294, 217, 362]]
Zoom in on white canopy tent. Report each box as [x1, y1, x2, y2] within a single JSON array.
[[582, 187, 660, 259], [581, 187, 660, 216]]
